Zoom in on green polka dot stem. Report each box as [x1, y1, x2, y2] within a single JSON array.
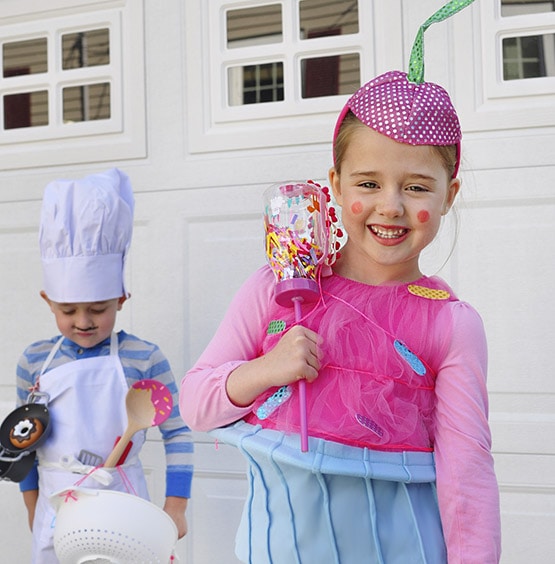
[[408, 0, 475, 84]]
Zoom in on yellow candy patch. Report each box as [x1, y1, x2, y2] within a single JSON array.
[[408, 285, 450, 300]]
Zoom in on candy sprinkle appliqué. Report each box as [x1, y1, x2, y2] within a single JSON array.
[[408, 285, 450, 300], [356, 413, 385, 438], [267, 320, 286, 335], [394, 340, 427, 376], [256, 386, 292, 420]]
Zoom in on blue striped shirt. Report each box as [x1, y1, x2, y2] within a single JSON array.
[[16, 330, 193, 497]]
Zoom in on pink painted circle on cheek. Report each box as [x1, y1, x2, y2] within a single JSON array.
[[417, 210, 430, 223], [351, 201, 363, 214]]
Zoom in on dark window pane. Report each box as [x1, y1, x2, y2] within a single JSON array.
[[226, 5, 282, 46], [299, 0, 358, 39], [520, 35, 541, 58], [2, 38, 47, 77], [501, 0, 554, 17], [228, 63, 284, 106], [62, 29, 110, 70], [4, 90, 48, 129], [522, 60, 542, 77], [63, 83, 111, 122], [503, 37, 518, 58], [302, 53, 360, 98], [502, 33, 553, 80]]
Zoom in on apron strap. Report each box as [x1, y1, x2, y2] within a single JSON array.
[[29, 336, 65, 393], [40, 336, 64, 376], [110, 331, 119, 356]]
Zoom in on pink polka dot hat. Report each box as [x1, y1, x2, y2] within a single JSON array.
[[333, 0, 475, 178]]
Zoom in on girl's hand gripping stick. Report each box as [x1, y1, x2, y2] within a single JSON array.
[[263, 181, 334, 452]]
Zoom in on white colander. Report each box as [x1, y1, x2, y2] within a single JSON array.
[[50, 487, 178, 564]]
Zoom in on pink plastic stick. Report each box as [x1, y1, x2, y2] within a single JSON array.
[[293, 297, 309, 452]]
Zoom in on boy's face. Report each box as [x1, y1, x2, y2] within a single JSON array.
[[41, 292, 126, 348]]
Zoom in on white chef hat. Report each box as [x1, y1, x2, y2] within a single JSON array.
[[39, 168, 134, 303]]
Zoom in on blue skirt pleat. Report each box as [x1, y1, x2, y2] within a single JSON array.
[[212, 422, 447, 564]]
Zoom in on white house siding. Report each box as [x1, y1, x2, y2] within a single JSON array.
[[0, 0, 554, 562]]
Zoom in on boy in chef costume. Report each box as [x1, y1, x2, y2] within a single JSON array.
[[16, 168, 192, 563]]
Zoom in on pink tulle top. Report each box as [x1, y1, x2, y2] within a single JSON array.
[[244, 273, 457, 451]]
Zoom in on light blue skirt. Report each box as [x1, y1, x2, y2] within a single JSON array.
[[211, 421, 446, 564]]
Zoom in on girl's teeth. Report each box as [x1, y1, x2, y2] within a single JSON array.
[[370, 226, 406, 239]]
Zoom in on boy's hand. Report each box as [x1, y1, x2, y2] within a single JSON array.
[[163, 496, 188, 539]]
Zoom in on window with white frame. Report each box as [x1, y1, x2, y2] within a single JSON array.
[[453, 0, 555, 132], [486, 0, 555, 95], [186, 0, 388, 154], [224, 1, 361, 106], [2, 28, 111, 130], [500, 0, 555, 80], [0, 2, 145, 171]]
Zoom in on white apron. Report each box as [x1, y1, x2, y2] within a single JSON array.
[[31, 333, 149, 563]]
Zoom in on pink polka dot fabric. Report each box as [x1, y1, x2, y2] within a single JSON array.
[[333, 70, 462, 176]]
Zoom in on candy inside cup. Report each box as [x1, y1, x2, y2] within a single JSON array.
[[264, 182, 329, 294]]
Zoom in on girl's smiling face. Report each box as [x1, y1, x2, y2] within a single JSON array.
[[329, 126, 460, 285]]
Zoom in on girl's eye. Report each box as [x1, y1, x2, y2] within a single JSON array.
[[407, 185, 428, 193], [359, 181, 378, 189], [90, 309, 106, 315]]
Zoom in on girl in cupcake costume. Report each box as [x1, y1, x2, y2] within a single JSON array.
[[180, 1, 501, 562]]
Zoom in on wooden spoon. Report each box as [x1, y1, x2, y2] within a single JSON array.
[[103, 387, 156, 468]]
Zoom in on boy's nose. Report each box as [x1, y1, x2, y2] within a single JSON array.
[[74, 312, 94, 329]]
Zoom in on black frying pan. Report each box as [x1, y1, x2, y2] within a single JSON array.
[[0, 449, 36, 482], [0, 393, 51, 454]]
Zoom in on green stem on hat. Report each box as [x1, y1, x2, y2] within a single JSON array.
[[408, 0, 475, 84]]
